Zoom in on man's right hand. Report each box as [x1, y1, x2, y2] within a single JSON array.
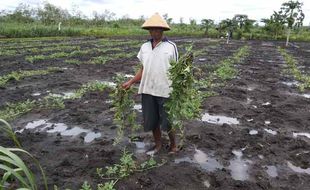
[[122, 80, 132, 90]]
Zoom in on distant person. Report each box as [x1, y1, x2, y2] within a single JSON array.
[[122, 13, 178, 155]]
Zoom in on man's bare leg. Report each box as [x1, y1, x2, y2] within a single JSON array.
[[152, 126, 162, 151], [168, 130, 177, 153]]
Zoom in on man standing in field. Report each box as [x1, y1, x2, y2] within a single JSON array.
[[122, 13, 178, 154]]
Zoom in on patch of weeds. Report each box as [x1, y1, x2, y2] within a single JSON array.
[[199, 45, 250, 89], [0, 49, 16, 56], [40, 95, 65, 109], [91, 56, 108, 64], [64, 59, 82, 65], [71, 81, 108, 99], [214, 59, 237, 80], [25, 55, 46, 63], [278, 47, 310, 92], [0, 67, 62, 87], [49, 51, 69, 59], [0, 100, 36, 121], [96, 149, 165, 189]]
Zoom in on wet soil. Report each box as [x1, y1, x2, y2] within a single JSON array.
[[0, 37, 309, 189]]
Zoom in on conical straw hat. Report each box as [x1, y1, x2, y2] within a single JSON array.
[[142, 13, 170, 31]]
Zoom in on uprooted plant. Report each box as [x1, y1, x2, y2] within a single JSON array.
[[165, 46, 202, 146], [110, 74, 139, 145]]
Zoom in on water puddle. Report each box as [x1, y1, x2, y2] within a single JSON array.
[[264, 128, 277, 135], [301, 94, 310, 99], [203, 180, 211, 188], [247, 87, 254, 91], [228, 150, 252, 181], [133, 104, 142, 112], [249, 130, 258, 135], [287, 161, 310, 175], [49, 91, 74, 99], [21, 119, 101, 143], [266, 165, 278, 177], [124, 74, 134, 78], [60, 127, 89, 136], [264, 121, 271, 125], [282, 81, 299, 87], [201, 113, 239, 125], [246, 98, 253, 104], [175, 148, 223, 172], [98, 80, 117, 87], [46, 123, 68, 133], [24, 119, 48, 129], [105, 100, 113, 104], [32, 92, 41, 96], [262, 102, 271, 106], [293, 132, 310, 139], [132, 141, 148, 154], [84, 132, 102, 143]]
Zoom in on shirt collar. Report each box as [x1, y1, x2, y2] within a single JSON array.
[[147, 37, 168, 43]]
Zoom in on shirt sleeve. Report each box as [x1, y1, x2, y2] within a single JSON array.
[[137, 47, 142, 62], [173, 45, 179, 62]]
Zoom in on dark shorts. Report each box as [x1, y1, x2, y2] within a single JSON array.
[[142, 94, 171, 132]]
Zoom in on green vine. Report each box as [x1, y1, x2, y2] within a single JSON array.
[[110, 74, 139, 145], [165, 46, 202, 146]]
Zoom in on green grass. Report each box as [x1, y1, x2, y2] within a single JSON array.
[[90, 51, 136, 64], [0, 49, 17, 56], [0, 67, 62, 87], [0, 22, 204, 38], [0, 119, 21, 148], [25, 47, 128, 63], [0, 100, 36, 121], [64, 59, 82, 65], [199, 45, 250, 89], [278, 47, 310, 91], [0, 80, 110, 121], [0, 96, 65, 121]]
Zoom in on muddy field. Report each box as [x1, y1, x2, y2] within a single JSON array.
[[0, 37, 310, 190]]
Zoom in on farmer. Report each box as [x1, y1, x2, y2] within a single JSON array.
[[122, 13, 178, 154]]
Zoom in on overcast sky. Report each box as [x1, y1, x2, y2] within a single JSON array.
[[1, 0, 310, 24]]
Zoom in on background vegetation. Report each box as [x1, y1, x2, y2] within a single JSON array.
[[0, 1, 309, 41]]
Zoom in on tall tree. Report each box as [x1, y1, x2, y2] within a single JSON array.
[[280, 0, 305, 46], [37, 2, 70, 25], [219, 19, 238, 43], [262, 11, 286, 39], [233, 14, 248, 29], [163, 13, 173, 25], [201, 19, 214, 36]]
